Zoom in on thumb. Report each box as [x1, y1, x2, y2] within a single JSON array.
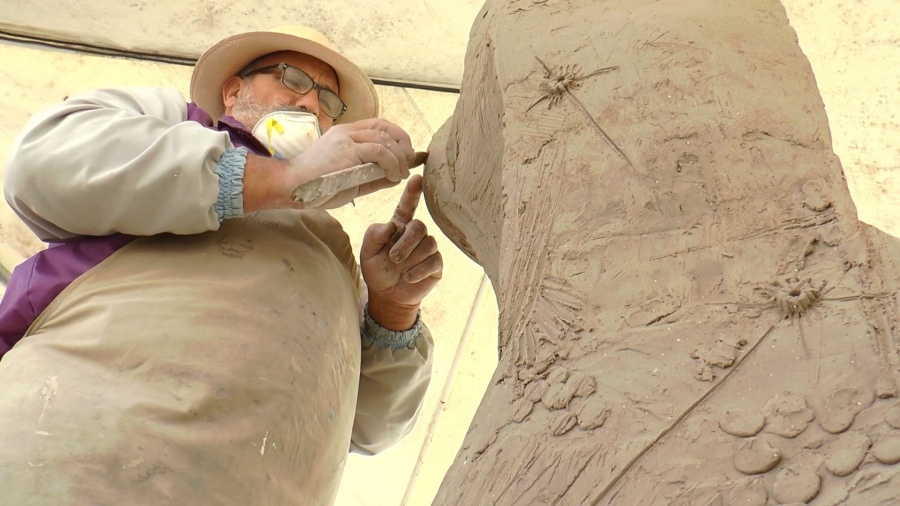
[[360, 221, 398, 260]]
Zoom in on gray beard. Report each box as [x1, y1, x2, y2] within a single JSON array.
[[230, 87, 311, 129]]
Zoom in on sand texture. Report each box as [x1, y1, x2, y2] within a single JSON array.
[[424, 0, 900, 503]]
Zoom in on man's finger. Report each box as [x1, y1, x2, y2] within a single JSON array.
[[355, 142, 402, 182], [347, 128, 392, 144], [349, 129, 410, 177], [360, 221, 398, 259], [389, 220, 427, 263], [389, 225, 406, 244], [397, 235, 439, 268], [357, 118, 414, 148], [391, 175, 424, 226], [349, 118, 415, 164], [402, 253, 443, 284]]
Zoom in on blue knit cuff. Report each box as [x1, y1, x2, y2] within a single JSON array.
[[214, 147, 247, 221], [362, 304, 423, 350]]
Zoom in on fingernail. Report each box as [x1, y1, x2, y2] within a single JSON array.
[[390, 250, 402, 263]]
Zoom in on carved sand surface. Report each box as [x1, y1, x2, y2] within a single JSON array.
[[423, 0, 900, 504]]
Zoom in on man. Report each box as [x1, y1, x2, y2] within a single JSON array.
[[0, 26, 440, 504]]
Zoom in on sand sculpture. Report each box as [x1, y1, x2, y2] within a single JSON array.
[[423, 0, 900, 503]]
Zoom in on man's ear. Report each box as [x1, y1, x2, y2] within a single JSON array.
[[222, 76, 245, 113]]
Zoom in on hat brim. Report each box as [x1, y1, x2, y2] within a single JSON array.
[[190, 31, 378, 125]]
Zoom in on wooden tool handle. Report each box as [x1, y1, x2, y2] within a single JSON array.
[[291, 163, 384, 203], [290, 152, 429, 204]]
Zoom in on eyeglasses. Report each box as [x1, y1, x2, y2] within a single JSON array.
[[241, 63, 347, 120]]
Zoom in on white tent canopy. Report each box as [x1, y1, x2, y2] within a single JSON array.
[[0, 0, 483, 87]]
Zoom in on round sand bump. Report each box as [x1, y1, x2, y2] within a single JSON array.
[[728, 479, 767, 506], [763, 392, 815, 438], [526, 380, 550, 403], [577, 401, 611, 430], [541, 382, 569, 410], [545, 367, 569, 385], [872, 435, 900, 465], [512, 398, 535, 423], [773, 466, 821, 504], [720, 409, 766, 437], [734, 437, 781, 475], [819, 387, 875, 434], [886, 404, 900, 430], [565, 371, 596, 398], [549, 411, 577, 436], [825, 432, 872, 476]]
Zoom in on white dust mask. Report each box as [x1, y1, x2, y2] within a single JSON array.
[[251, 111, 322, 160]]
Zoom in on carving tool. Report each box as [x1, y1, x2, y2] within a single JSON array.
[[291, 151, 429, 203]]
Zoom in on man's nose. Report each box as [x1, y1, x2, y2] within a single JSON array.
[[294, 90, 320, 116]]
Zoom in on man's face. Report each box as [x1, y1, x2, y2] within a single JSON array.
[[223, 51, 341, 132]]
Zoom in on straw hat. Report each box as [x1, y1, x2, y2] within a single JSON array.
[[190, 26, 379, 124]]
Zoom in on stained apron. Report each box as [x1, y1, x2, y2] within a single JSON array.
[[0, 209, 362, 505]]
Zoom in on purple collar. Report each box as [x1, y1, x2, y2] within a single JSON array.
[[186, 104, 269, 157]]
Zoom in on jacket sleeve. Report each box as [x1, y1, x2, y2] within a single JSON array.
[[3, 87, 232, 241], [350, 324, 434, 456]]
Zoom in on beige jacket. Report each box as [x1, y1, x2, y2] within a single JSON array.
[[0, 88, 434, 504]]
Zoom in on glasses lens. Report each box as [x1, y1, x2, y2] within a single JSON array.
[[281, 66, 315, 94], [282, 65, 346, 119], [318, 90, 345, 119]]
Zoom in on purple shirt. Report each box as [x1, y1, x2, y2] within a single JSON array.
[[0, 105, 268, 358]]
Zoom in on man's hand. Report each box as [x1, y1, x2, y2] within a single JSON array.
[[243, 118, 416, 212], [360, 175, 443, 331], [292, 117, 414, 183]]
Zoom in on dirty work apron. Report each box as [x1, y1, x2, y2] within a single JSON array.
[[0, 210, 362, 505]]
